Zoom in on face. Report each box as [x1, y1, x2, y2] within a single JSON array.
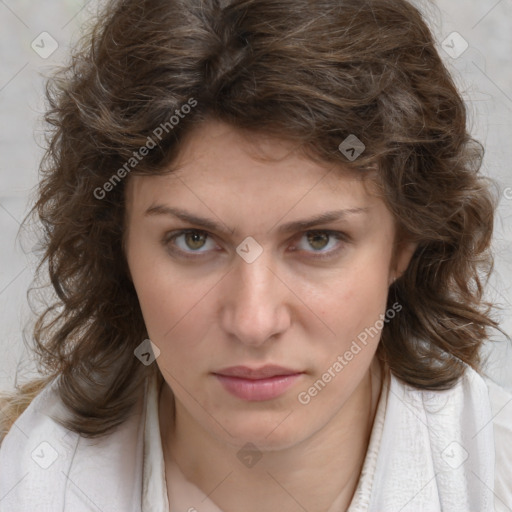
[[124, 119, 414, 451]]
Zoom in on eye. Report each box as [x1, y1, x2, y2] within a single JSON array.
[[162, 229, 348, 260], [292, 230, 348, 259], [163, 229, 218, 258]]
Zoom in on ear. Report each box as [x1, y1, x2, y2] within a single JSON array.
[[389, 240, 418, 285], [121, 232, 134, 283]]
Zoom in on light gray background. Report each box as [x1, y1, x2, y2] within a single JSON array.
[[1, 0, 511, 392]]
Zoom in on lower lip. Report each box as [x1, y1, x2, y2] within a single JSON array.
[[214, 374, 303, 401]]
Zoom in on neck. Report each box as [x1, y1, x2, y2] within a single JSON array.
[[159, 358, 384, 512]]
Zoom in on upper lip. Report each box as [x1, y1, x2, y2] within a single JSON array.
[[213, 365, 303, 379]]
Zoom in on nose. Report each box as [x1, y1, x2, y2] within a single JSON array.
[[220, 249, 291, 347]]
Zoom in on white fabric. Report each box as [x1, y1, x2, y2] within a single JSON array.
[[366, 367, 496, 511], [1, 365, 511, 512]]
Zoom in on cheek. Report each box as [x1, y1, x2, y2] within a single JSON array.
[[128, 237, 197, 332], [128, 254, 217, 371], [302, 263, 391, 404], [135, 275, 207, 340], [328, 259, 390, 323], [314, 252, 392, 361]]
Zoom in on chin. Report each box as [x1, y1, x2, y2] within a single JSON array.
[[211, 410, 310, 451]]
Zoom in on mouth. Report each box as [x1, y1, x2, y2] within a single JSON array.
[[212, 365, 305, 401]]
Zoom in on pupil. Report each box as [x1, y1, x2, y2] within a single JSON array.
[[187, 232, 205, 250]]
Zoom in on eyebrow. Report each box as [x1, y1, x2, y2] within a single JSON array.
[[144, 205, 369, 236]]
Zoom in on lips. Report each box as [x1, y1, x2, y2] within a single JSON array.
[[212, 365, 304, 401], [214, 365, 301, 379]]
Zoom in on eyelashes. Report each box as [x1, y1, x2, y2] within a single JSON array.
[[162, 228, 349, 261]]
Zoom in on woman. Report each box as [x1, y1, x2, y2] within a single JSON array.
[[0, 0, 511, 510]]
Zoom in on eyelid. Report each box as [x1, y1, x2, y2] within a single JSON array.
[[162, 229, 219, 257], [162, 228, 349, 259]]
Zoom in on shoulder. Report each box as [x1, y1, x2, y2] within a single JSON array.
[[0, 376, 81, 510], [0, 374, 148, 512], [384, 366, 512, 510], [483, 376, 512, 511]]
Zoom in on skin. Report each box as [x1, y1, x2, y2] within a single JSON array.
[[124, 119, 416, 512]]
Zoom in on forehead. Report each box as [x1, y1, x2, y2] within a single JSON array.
[[126, 119, 379, 207]]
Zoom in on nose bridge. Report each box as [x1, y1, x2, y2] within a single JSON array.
[[238, 252, 275, 305], [222, 248, 289, 345]]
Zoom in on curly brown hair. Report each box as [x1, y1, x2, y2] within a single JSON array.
[[0, 0, 502, 441]]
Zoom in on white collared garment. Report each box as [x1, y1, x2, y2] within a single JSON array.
[[1, 364, 512, 512]]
